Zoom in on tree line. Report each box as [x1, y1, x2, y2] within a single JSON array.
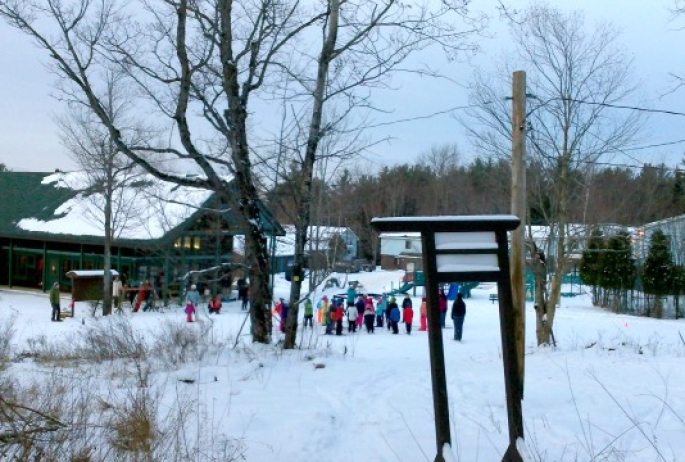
[[267, 152, 685, 264]]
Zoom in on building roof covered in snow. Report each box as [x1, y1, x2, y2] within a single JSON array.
[[234, 225, 357, 257], [0, 171, 284, 247]]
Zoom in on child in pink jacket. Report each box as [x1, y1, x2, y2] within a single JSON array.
[[185, 302, 196, 322]]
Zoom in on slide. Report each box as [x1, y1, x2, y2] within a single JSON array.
[[446, 284, 460, 301], [388, 282, 414, 295]]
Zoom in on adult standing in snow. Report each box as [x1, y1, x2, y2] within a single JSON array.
[[49, 281, 62, 322], [419, 297, 427, 331], [403, 302, 414, 334], [303, 299, 314, 328], [451, 293, 466, 341], [389, 301, 401, 334], [439, 288, 448, 328]]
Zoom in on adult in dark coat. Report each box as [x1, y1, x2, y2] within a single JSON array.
[[451, 293, 466, 341]]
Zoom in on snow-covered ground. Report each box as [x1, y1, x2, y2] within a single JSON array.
[[2, 270, 685, 461]]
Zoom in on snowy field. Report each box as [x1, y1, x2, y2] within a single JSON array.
[[2, 269, 685, 461]]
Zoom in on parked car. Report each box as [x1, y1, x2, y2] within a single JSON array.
[[353, 259, 375, 272], [333, 261, 358, 273]]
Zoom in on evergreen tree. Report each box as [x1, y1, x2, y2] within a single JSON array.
[[600, 230, 634, 312], [580, 229, 605, 306], [672, 265, 685, 320], [642, 229, 673, 317]]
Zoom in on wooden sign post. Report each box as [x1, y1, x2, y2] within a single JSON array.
[[371, 215, 523, 462]]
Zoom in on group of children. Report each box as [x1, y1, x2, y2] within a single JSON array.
[[184, 284, 224, 322], [312, 292, 420, 336]]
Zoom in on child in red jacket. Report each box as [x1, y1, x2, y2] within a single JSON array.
[[403, 303, 414, 335]]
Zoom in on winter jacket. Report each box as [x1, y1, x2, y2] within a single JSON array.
[[439, 292, 448, 313], [112, 279, 123, 298], [356, 298, 365, 316], [403, 307, 414, 324], [451, 297, 466, 318], [390, 306, 401, 323], [387, 300, 398, 318], [209, 298, 222, 312], [49, 286, 60, 305], [186, 289, 200, 306], [321, 300, 329, 321], [420, 301, 427, 317], [347, 306, 359, 321], [364, 306, 375, 319], [304, 299, 314, 316], [402, 296, 412, 309], [376, 297, 387, 316], [347, 287, 356, 305]]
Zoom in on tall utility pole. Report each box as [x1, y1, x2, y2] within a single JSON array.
[[511, 71, 526, 398]]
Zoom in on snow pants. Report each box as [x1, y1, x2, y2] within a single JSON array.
[[419, 315, 427, 331]]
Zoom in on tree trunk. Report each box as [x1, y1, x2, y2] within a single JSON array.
[[284, 0, 340, 349], [102, 180, 113, 316]]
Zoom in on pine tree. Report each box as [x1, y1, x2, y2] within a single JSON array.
[[580, 229, 605, 306], [642, 229, 673, 317], [600, 230, 634, 313]]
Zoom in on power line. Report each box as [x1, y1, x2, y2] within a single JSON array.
[[563, 98, 685, 117]]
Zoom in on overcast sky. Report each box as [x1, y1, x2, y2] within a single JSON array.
[[1, 0, 684, 173]]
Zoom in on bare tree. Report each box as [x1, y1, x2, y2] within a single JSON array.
[[461, 3, 642, 345], [57, 71, 147, 315], [257, 1, 485, 349], [0, 0, 483, 344], [673, 1, 685, 91], [416, 143, 462, 214]]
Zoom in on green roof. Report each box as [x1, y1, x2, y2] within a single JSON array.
[[0, 171, 284, 247], [0, 172, 78, 239]]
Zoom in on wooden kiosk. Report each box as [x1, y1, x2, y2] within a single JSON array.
[[371, 215, 523, 462], [65, 269, 120, 317]]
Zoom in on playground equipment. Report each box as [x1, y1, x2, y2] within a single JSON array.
[[387, 281, 415, 295]]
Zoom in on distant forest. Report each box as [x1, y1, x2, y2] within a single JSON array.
[[266, 158, 685, 260]]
